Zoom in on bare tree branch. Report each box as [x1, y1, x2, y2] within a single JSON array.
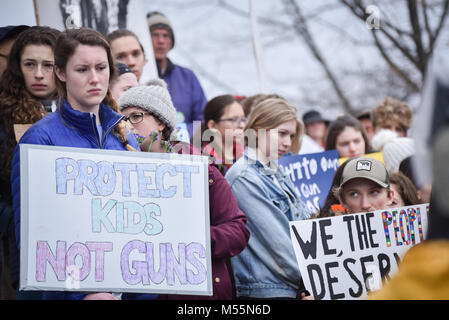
[[283, 0, 356, 115]]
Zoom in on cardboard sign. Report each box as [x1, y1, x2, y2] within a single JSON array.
[[279, 150, 339, 214], [20, 144, 212, 296], [289, 204, 429, 300], [14, 124, 32, 142]]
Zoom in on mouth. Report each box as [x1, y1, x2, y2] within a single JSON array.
[[31, 84, 47, 90], [88, 88, 102, 95]]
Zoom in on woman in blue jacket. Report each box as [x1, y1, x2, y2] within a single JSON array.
[[10, 28, 140, 300], [225, 98, 312, 299]]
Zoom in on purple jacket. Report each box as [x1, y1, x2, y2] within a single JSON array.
[[159, 143, 250, 300], [159, 59, 207, 137]]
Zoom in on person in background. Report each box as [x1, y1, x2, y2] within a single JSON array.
[[387, 172, 421, 209], [325, 115, 372, 158], [356, 109, 375, 142], [200, 94, 246, 175], [331, 157, 393, 214], [0, 25, 29, 77], [371, 97, 413, 137], [225, 98, 312, 300], [110, 62, 139, 101], [371, 129, 415, 172], [302, 110, 329, 149], [0, 26, 60, 300], [11, 27, 140, 300], [118, 81, 250, 300], [107, 29, 146, 82], [146, 11, 207, 138]]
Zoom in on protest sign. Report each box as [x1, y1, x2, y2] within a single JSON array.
[[279, 150, 339, 214], [20, 144, 212, 296], [289, 204, 429, 300]]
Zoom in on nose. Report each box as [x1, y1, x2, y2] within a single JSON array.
[[283, 136, 292, 148], [125, 56, 136, 68], [361, 195, 372, 212], [89, 69, 99, 84], [34, 65, 44, 79]]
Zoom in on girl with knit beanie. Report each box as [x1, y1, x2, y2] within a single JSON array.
[[118, 80, 250, 300]]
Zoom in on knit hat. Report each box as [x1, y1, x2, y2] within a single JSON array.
[[0, 25, 29, 44], [372, 129, 415, 172], [340, 157, 390, 189], [147, 11, 175, 48], [118, 79, 177, 135]]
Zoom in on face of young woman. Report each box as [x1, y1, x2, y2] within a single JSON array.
[[261, 119, 297, 161], [111, 72, 139, 101], [121, 106, 165, 138], [21, 44, 56, 99], [209, 102, 246, 145], [339, 178, 393, 214], [386, 183, 405, 208], [56, 45, 110, 112], [335, 126, 366, 158]]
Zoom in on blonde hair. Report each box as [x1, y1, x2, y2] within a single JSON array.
[[245, 98, 304, 154], [371, 97, 413, 132]]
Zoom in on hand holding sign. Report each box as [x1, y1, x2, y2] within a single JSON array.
[[290, 204, 429, 300]]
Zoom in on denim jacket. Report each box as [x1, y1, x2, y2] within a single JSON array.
[[225, 147, 311, 298]]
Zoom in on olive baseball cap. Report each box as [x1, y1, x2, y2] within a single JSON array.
[[340, 157, 390, 188]]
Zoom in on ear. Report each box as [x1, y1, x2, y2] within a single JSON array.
[[55, 66, 66, 83], [388, 189, 394, 201], [156, 118, 166, 133], [338, 196, 348, 211], [207, 119, 217, 130]]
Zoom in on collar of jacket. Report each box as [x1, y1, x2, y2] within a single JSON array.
[[245, 147, 287, 179], [157, 58, 175, 78], [59, 99, 124, 137]]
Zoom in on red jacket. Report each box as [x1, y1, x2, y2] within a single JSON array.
[[159, 143, 250, 300]]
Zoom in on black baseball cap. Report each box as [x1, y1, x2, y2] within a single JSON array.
[[302, 110, 329, 125]]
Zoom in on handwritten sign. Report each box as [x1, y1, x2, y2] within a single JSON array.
[[20, 144, 212, 296], [289, 204, 429, 300], [279, 150, 339, 214]]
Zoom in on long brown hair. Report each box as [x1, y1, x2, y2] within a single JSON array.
[[325, 115, 372, 154], [0, 26, 60, 183], [54, 28, 135, 151]]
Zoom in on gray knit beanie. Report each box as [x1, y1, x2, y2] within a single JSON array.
[[118, 79, 177, 135], [147, 11, 175, 48]]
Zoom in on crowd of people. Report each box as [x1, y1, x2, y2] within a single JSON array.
[[0, 9, 445, 301]]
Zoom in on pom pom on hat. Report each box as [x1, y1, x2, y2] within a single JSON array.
[[372, 129, 415, 172], [118, 79, 177, 135]]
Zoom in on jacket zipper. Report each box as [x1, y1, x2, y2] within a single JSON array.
[[90, 113, 102, 148]]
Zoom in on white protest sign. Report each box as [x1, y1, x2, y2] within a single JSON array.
[[20, 144, 212, 296], [290, 204, 429, 300]]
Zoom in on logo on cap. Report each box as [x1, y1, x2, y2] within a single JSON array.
[[356, 160, 372, 171]]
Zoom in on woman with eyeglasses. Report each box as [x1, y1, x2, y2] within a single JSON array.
[[199, 94, 246, 175], [0, 26, 60, 300], [10, 28, 140, 300], [118, 81, 250, 300]]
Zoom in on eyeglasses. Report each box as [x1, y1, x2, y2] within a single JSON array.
[[218, 116, 248, 127], [125, 112, 149, 124]]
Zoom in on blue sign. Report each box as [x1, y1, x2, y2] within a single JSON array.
[[278, 150, 339, 214]]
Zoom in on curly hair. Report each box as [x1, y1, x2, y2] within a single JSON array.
[[371, 97, 413, 133], [0, 26, 60, 183], [54, 28, 136, 152]]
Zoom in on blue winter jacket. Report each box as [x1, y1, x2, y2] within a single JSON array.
[[225, 147, 312, 298], [160, 59, 207, 138], [10, 100, 154, 300]]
